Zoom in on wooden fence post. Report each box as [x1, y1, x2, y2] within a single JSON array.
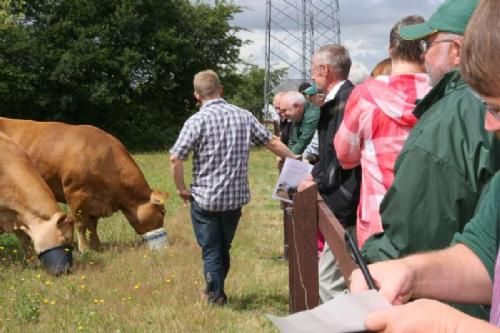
[[288, 186, 357, 313], [288, 185, 320, 312]]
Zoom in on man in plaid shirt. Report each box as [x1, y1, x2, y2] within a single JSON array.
[[170, 70, 295, 305], [334, 15, 431, 248]]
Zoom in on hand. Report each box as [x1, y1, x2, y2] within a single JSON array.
[[176, 189, 192, 207], [350, 259, 414, 305], [364, 299, 464, 333], [297, 174, 315, 192]]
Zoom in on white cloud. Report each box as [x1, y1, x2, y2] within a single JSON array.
[[232, 0, 445, 73]]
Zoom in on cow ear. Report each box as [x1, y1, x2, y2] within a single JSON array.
[[56, 213, 74, 226], [150, 191, 169, 205]]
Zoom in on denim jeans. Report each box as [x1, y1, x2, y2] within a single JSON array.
[[190, 201, 241, 303]]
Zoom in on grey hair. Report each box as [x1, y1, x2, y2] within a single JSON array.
[[282, 91, 306, 106], [314, 44, 352, 79]]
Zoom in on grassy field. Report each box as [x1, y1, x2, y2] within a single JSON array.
[[0, 148, 289, 333]]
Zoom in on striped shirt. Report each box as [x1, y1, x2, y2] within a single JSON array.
[[170, 98, 272, 211]]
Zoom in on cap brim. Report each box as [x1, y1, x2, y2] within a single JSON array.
[[303, 86, 317, 95], [400, 23, 437, 40]]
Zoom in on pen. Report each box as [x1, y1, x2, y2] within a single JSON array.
[[344, 230, 378, 290]]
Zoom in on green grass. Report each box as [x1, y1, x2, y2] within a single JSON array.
[[0, 148, 289, 332]]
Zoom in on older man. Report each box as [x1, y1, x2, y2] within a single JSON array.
[[170, 70, 295, 306], [298, 44, 360, 302], [273, 92, 291, 146], [280, 91, 320, 154]]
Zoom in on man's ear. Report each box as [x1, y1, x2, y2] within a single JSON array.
[[451, 39, 463, 67], [194, 91, 201, 102]]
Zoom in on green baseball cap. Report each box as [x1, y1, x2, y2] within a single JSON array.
[[302, 82, 318, 95], [400, 0, 478, 40]]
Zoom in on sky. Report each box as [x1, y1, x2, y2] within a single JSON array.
[[230, 0, 444, 76]]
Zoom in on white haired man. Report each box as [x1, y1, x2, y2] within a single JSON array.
[[280, 90, 320, 154]]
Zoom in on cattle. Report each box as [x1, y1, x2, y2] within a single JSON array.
[[0, 117, 168, 252], [0, 132, 74, 274]]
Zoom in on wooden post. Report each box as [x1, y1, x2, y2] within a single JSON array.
[[288, 185, 320, 313], [317, 195, 357, 282], [283, 204, 290, 260]]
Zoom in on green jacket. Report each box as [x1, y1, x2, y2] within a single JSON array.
[[288, 101, 320, 154], [362, 70, 500, 263]]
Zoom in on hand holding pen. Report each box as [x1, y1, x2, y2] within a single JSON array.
[[345, 230, 378, 290]]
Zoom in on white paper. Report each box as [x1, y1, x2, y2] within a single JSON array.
[[267, 290, 391, 333], [272, 158, 314, 203]]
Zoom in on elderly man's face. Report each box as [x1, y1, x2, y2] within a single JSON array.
[[423, 33, 461, 86], [273, 96, 284, 118], [281, 99, 304, 122], [311, 54, 328, 93]]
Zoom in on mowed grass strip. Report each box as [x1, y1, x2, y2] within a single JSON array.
[[0, 148, 289, 333]]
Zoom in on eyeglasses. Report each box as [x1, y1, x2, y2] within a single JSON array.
[[419, 39, 456, 53], [484, 103, 500, 121]]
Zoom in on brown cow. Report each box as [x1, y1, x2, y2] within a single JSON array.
[[0, 132, 74, 273], [0, 117, 167, 252]]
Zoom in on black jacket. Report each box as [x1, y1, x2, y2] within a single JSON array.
[[311, 80, 360, 226]]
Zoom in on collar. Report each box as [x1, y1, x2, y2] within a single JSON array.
[[325, 80, 346, 102], [201, 98, 226, 108], [413, 69, 467, 119]]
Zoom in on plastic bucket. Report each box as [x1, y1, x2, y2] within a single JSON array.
[[142, 228, 168, 250], [38, 245, 73, 276]]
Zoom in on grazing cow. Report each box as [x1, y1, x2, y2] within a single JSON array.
[[0, 132, 74, 272], [0, 117, 168, 252]]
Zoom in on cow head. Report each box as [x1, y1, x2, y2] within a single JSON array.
[[132, 191, 168, 234], [29, 212, 75, 254]]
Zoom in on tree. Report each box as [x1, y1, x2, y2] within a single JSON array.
[[0, 0, 243, 150], [224, 64, 286, 120]]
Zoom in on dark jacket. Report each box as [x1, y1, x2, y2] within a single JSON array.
[[311, 80, 360, 226]]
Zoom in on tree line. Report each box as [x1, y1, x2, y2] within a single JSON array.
[[0, 0, 283, 151]]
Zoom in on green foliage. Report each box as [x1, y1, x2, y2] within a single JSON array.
[[0, 0, 243, 150], [14, 292, 40, 324], [224, 65, 286, 120]]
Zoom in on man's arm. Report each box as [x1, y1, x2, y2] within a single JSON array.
[[362, 148, 474, 263], [169, 154, 192, 206], [265, 135, 297, 160], [333, 87, 362, 169], [351, 244, 492, 305]]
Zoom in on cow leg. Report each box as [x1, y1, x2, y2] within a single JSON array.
[[13, 230, 35, 260], [76, 220, 90, 252], [65, 194, 90, 252], [87, 217, 101, 250]]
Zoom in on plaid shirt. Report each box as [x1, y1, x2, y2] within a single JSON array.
[[170, 98, 272, 211], [334, 73, 431, 247]]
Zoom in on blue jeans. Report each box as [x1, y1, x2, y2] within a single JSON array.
[[190, 201, 241, 303]]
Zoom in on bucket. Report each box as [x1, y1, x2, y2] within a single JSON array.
[[142, 227, 168, 250], [38, 245, 73, 276]]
